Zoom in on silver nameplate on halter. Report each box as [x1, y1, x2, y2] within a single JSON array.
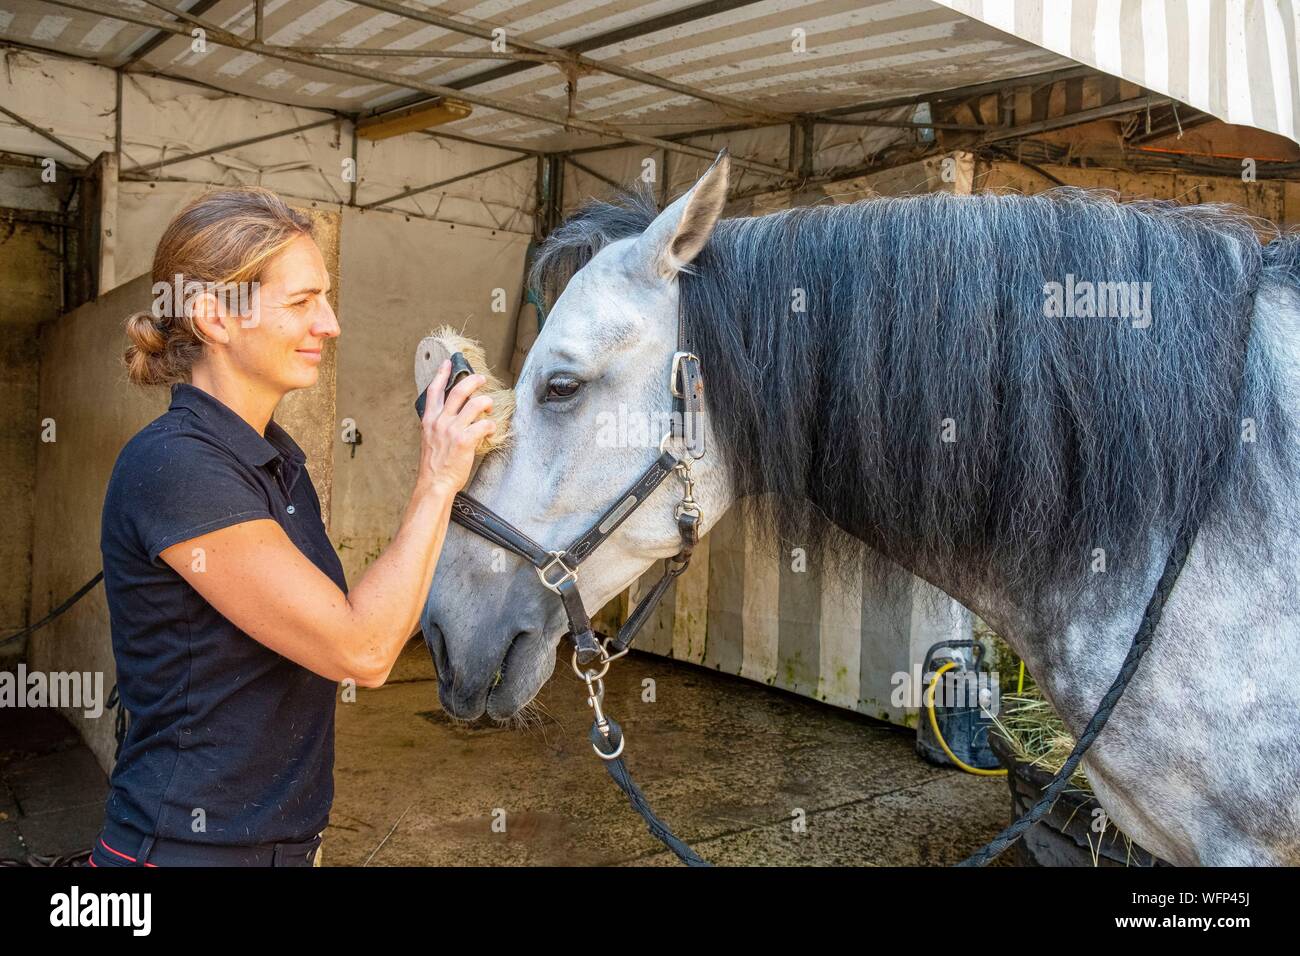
[[598, 495, 639, 535]]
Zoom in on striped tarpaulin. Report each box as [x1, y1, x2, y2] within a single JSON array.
[[622, 504, 975, 729], [934, 0, 1300, 143]]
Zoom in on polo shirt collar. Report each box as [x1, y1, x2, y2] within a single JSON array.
[[169, 382, 307, 469]]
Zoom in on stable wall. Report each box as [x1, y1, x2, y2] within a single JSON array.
[[330, 206, 531, 585], [0, 166, 68, 667], [974, 157, 1300, 227], [28, 275, 165, 768]]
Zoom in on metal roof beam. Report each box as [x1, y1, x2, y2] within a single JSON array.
[[373, 0, 771, 117], [561, 120, 789, 157], [359, 154, 530, 210], [419, 129, 539, 156], [348, 0, 791, 124], [0, 103, 93, 163], [813, 65, 1098, 119], [42, 0, 789, 177], [276, 46, 555, 62], [121, 117, 337, 176], [117, 0, 221, 67], [977, 95, 1173, 145], [563, 155, 623, 192]]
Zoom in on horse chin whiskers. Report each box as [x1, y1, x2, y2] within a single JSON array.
[[490, 697, 546, 733]]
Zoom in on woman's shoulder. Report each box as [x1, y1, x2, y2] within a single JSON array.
[[108, 411, 232, 491], [103, 411, 276, 564]]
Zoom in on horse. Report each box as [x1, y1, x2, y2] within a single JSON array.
[[422, 152, 1300, 866]]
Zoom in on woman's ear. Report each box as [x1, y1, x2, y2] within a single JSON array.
[[187, 289, 231, 344]]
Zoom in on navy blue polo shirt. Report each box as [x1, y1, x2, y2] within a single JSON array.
[[98, 382, 346, 849]]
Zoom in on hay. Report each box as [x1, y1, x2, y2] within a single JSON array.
[[413, 325, 515, 457], [989, 678, 1094, 793]]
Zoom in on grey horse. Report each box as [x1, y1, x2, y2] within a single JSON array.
[[423, 153, 1300, 866]]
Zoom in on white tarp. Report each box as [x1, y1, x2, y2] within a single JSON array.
[[935, 0, 1300, 143]]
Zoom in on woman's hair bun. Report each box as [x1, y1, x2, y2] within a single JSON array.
[[125, 309, 166, 354], [123, 310, 175, 386]]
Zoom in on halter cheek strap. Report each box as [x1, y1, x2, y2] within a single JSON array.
[[426, 350, 705, 665]]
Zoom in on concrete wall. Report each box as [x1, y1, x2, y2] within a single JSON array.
[[330, 206, 530, 583], [0, 166, 67, 666], [29, 275, 169, 768]]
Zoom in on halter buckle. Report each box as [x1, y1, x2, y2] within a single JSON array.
[[536, 551, 577, 593], [670, 351, 699, 398]]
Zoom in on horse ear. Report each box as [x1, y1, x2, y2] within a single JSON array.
[[633, 149, 730, 281]]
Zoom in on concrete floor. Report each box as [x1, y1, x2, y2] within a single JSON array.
[[327, 642, 1013, 866], [0, 641, 1014, 866], [0, 705, 106, 864]]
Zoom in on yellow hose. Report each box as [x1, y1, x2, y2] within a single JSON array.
[[925, 661, 1007, 777]]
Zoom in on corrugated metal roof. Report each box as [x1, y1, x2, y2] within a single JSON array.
[[0, 0, 1076, 149]]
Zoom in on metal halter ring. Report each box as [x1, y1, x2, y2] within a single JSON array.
[[571, 647, 613, 681], [536, 551, 577, 593], [594, 727, 625, 760], [583, 676, 627, 760], [599, 635, 630, 665]]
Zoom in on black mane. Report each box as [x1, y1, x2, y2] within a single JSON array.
[[531, 186, 1297, 617]]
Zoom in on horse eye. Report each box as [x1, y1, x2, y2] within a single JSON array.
[[545, 376, 582, 401]]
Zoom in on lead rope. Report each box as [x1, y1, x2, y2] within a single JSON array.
[[575, 292, 712, 866]]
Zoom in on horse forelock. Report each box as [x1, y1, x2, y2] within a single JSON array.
[[533, 185, 1298, 619]]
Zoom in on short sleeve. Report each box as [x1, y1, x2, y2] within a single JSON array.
[[111, 430, 276, 565]]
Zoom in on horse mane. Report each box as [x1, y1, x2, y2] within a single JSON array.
[[531, 185, 1298, 618]]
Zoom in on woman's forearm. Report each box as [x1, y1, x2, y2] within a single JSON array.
[[158, 366, 494, 688], [343, 482, 455, 684]]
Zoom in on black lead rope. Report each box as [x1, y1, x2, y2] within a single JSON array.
[[590, 716, 712, 866], [959, 524, 1196, 865]]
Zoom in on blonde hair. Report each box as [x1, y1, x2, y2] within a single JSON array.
[[124, 186, 313, 386]]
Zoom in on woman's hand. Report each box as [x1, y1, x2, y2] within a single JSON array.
[[417, 359, 497, 498]]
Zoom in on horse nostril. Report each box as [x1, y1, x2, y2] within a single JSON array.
[[491, 630, 531, 690], [423, 622, 449, 678]]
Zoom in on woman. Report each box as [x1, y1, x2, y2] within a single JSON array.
[[90, 187, 494, 866]]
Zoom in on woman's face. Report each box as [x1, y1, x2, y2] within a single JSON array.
[[225, 233, 339, 393]]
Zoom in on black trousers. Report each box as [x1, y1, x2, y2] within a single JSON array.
[[89, 828, 322, 867]]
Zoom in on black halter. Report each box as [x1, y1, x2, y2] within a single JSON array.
[[418, 325, 706, 669]]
